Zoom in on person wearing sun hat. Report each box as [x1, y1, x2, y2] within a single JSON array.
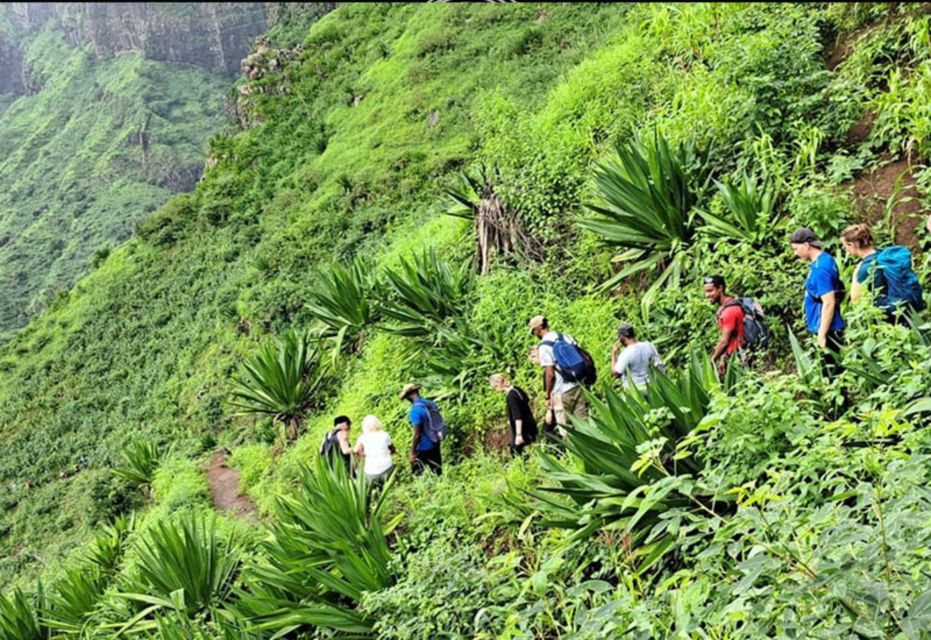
[[400, 383, 444, 476], [790, 227, 846, 372]]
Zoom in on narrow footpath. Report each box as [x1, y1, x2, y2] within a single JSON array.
[[206, 449, 258, 520]]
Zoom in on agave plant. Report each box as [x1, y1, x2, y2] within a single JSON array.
[[583, 131, 712, 290], [0, 588, 48, 640], [381, 249, 472, 338], [238, 456, 398, 637], [305, 258, 380, 355], [445, 165, 540, 273], [520, 354, 730, 569], [112, 440, 163, 489], [229, 330, 327, 441], [698, 173, 780, 245], [112, 513, 241, 635]]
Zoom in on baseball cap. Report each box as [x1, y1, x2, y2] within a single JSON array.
[[528, 315, 547, 333], [789, 228, 823, 248]]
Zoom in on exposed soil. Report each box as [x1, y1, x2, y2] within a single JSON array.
[[848, 156, 927, 249], [483, 423, 512, 455], [206, 449, 258, 520], [846, 109, 876, 146]]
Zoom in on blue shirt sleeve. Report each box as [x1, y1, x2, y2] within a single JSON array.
[[409, 404, 428, 428], [810, 256, 838, 298]]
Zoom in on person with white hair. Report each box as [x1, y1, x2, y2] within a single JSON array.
[[353, 414, 396, 485]]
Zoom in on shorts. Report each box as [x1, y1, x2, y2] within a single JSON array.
[[552, 386, 588, 434]]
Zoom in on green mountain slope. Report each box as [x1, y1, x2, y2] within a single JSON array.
[[0, 4, 263, 339], [2, 3, 931, 637]]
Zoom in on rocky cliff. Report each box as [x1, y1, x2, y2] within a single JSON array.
[[2, 3, 268, 82]]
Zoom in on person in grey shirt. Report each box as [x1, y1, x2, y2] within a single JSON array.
[[611, 323, 665, 391]]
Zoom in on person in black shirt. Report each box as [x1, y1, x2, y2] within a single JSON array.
[[490, 374, 538, 455]]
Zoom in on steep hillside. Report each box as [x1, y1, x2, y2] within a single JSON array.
[[0, 3, 267, 338], [2, 3, 931, 638]]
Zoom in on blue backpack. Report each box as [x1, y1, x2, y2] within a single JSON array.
[[540, 333, 597, 386], [869, 246, 925, 312], [415, 399, 447, 444]]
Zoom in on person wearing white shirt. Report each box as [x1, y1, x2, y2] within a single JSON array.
[[611, 323, 665, 392], [353, 415, 396, 486]]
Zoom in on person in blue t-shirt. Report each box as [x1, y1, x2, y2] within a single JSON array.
[[790, 228, 846, 371], [399, 383, 442, 476]]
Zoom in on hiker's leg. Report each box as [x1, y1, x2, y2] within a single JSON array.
[[425, 446, 442, 475], [569, 386, 588, 420], [552, 392, 568, 438]]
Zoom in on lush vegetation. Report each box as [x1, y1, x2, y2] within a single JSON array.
[[4, 2, 931, 638], [0, 7, 231, 338]]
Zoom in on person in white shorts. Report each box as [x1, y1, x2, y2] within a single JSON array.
[[353, 414, 396, 485]]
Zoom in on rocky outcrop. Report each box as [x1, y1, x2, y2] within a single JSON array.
[[4, 3, 268, 77], [0, 38, 24, 95]]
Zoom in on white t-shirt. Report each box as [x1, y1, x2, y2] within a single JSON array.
[[538, 331, 579, 396], [356, 431, 393, 475], [613, 341, 664, 388]]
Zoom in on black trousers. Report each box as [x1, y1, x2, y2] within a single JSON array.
[[821, 329, 845, 376], [412, 446, 442, 476]]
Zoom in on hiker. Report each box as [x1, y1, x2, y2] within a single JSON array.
[[704, 275, 745, 371], [353, 415, 396, 486], [400, 383, 445, 476], [611, 323, 665, 391], [528, 345, 556, 433], [841, 223, 925, 322], [529, 315, 594, 438], [489, 373, 538, 455], [790, 228, 846, 369], [320, 415, 353, 475]]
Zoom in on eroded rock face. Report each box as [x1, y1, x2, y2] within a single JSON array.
[[4, 3, 268, 77], [0, 38, 24, 95]]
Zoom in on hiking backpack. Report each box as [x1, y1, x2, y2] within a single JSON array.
[[541, 333, 598, 386], [722, 297, 770, 350], [873, 246, 926, 312], [320, 428, 341, 461], [415, 399, 447, 444]]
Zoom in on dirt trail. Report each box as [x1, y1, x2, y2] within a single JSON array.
[[206, 450, 258, 520]]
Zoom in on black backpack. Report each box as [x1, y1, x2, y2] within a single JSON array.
[[721, 297, 770, 350], [320, 428, 341, 461]]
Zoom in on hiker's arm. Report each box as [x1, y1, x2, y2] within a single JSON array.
[[611, 342, 621, 379], [711, 331, 732, 363], [818, 291, 836, 348], [850, 272, 863, 303], [410, 423, 422, 460], [352, 441, 364, 457], [337, 430, 352, 455], [653, 348, 666, 375], [544, 365, 555, 402]]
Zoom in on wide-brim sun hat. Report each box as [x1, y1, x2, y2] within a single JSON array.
[[399, 383, 422, 400]]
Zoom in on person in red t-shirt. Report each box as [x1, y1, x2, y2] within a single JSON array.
[[703, 275, 745, 371]]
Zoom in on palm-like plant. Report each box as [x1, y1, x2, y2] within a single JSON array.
[[445, 165, 540, 273], [305, 258, 379, 355], [112, 440, 162, 489], [112, 513, 241, 635], [381, 249, 471, 338], [238, 457, 398, 637], [698, 173, 780, 245], [519, 355, 730, 569], [0, 588, 48, 640], [229, 330, 327, 441], [582, 132, 712, 307]]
